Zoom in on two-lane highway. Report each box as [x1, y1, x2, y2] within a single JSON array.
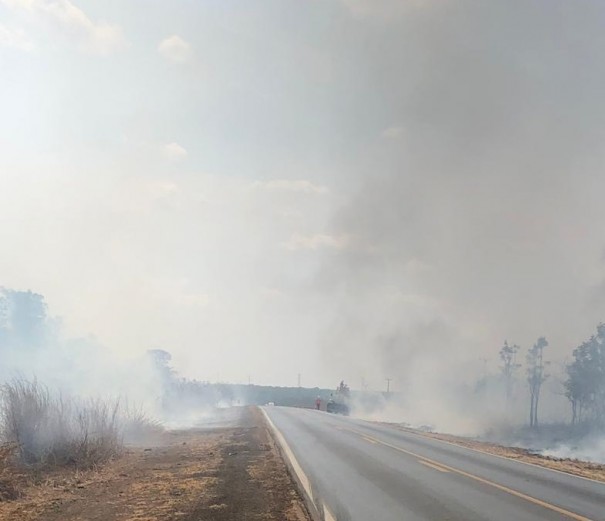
[[262, 406, 605, 521]]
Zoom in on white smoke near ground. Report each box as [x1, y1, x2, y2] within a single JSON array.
[[542, 438, 605, 464], [315, 0, 605, 453], [350, 393, 488, 436], [0, 288, 200, 438]]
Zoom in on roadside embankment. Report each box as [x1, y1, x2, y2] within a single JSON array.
[[0, 406, 310, 520]]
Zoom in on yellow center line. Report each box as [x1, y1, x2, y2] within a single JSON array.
[[419, 460, 450, 473], [361, 435, 378, 444], [350, 430, 594, 521]]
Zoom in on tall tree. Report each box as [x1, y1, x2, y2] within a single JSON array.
[[499, 340, 520, 405], [565, 324, 605, 425], [526, 337, 549, 428]]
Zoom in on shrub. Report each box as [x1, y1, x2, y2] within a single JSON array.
[[0, 379, 122, 469], [121, 404, 164, 445]]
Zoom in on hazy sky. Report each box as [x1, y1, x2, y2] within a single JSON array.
[[2, 0, 605, 390]]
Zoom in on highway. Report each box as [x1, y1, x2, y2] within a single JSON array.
[[262, 406, 605, 521]]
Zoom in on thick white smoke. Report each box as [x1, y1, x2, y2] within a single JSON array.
[[315, 1, 605, 441]]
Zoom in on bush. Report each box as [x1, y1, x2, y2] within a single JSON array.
[[0, 379, 122, 469], [121, 404, 164, 445]]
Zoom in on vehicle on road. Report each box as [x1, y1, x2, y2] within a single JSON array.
[[326, 381, 350, 415]]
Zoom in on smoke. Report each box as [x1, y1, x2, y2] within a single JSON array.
[[316, 0, 605, 434], [0, 288, 177, 430], [2, 0, 605, 456], [542, 438, 605, 464]]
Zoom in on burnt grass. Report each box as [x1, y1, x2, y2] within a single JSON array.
[[185, 406, 308, 521]]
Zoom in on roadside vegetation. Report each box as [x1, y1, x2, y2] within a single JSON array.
[[0, 379, 122, 468], [0, 378, 163, 503], [493, 323, 605, 432], [0, 443, 19, 502]]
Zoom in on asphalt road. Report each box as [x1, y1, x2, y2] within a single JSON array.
[[262, 406, 605, 521]]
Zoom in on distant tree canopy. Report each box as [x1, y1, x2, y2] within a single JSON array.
[[147, 349, 172, 367], [146, 349, 175, 386], [0, 288, 50, 351], [337, 380, 350, 396], [160, 379, 335, 413], [565, 324, 605, 425]]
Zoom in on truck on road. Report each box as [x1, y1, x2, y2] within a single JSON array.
[[326, 381, 350, 415]]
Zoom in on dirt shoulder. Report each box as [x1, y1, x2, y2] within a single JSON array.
[[384, 424, 605, 482], [0, 406, 309, 521]]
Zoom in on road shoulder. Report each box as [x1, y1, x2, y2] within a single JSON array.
[[0, 406, 310, 521]]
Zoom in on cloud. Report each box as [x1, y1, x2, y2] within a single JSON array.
[[0, 0, 126, 54], [0, 23, 34, 51], [158, 35, 191, 63], [282, 233, 349, 251], [258, 179, 329, 195], [162, 142, 188, 161]]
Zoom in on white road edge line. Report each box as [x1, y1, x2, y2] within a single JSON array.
[[323, 504, 337, 521], [260, 407, 337, 521], [260, 407, 313, 501]]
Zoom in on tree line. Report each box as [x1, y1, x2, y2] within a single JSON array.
[[500, 324, 605, 429]]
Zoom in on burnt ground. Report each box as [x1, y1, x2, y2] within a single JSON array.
[[0, 406, 309, 521], [184, 407, 308, 521]]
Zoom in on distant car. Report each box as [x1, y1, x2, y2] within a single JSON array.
[[266, 402, 275, 406]]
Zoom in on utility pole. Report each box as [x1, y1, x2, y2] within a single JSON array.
[[297, 373, 301, 388], [385, 378, 392, 394], [248, 375, 251, 385]]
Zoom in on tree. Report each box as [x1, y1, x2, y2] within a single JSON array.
[[526, 337, 549, 428], [499, 340, 520, 405], [147, 349, 175, 384], [564, 358, 586, 424], [565, 324, 605, 425], [337, 380, 350, 397], [0, 288, 49, 351]]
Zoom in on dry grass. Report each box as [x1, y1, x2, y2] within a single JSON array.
[[0, 443, 19, 502], [0, 380, 122, 469], [121, 405, 164, 445], [0, 428, 226, 520], [0, 378, 169, 508], [0, 407, 311, 521]]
